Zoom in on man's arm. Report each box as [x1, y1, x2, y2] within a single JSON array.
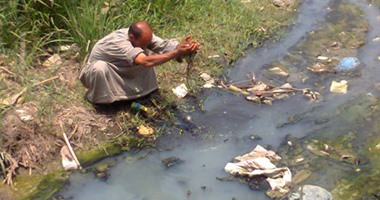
[[134, 49, 181, 68], [134, 43, 198, 68], [148, 34, 179, 54]]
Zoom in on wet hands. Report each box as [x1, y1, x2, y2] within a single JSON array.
[[177, 35, 200, 56]]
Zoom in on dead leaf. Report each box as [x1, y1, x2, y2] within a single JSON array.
[[308, 63, 329, 73]]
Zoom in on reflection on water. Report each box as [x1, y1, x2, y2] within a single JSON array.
[[59, 0, 380, 199]]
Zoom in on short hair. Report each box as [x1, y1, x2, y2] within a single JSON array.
[[128, 21, 151, 39]]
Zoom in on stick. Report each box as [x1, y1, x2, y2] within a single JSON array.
[[228, 85, 250, 95], [60, 122, 82, 169], [0, 66, 15, 75], [32, 75, 59, 87], [68, 124, 78, 139], [6, 76, 60, 106], [250, 88, 297, 96]]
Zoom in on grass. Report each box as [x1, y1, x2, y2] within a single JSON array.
[[0, 0, 299, 196]]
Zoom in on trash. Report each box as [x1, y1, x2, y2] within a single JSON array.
[[15, 109, 33, 122], [246, 82, 268, 92], [131, 102, 148, 112], [280, 83, 293, 89], [330, 80, 348, 94], [172, 83, 188, 98], [60, 122, 82, 169], [228, 85, 250, 95], [200, 73, 212, 82], [373, 36, 380, 41], [42, 54, 62, 68], [317, 56, 329, 61], [137, 124, 154, 137], [334, 57, 360, 71], [308, 63, 330, 73], [262, 99, 273, 106], [224, 145, 292, 197], [162, 156, 183, 168], [200, 72, 215, 88], [131, 102, 156, 117], [246, 95, 261, 103], [207, 55, 220, 58], [59, 45, 71, 51], [269, 67, 289, 77], [302, 88, 321, 101], [221, 74, 320, 105], [60, 145, 79, 170]]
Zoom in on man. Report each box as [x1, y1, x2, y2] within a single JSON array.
[[79, 21, 200, 104]]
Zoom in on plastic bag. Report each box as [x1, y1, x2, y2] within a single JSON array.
[[334, 57, 360, 71]]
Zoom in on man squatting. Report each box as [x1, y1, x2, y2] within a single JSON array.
[[79, 21, 200, 104]]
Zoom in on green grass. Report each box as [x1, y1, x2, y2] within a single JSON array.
[[0, 0, 299, 194]]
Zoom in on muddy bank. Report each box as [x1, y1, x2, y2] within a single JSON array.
[[0, 2, 301, 199], [58, 0, 380, 199]]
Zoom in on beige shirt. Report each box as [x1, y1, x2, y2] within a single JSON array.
[[79, 28, 179, 103]]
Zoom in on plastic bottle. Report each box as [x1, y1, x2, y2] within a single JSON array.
[[131, 102, 155, 117], [131, 102, 148, 112]]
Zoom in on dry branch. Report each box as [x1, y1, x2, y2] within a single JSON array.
[[59, 122, 82, 169]]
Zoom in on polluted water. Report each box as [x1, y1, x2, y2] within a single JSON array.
[[58, 0, 380, 199]]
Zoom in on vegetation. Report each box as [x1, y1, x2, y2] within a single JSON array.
[[0, 0, 298, 198]]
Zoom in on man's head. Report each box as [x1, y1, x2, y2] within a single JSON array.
[[128, 21, 153, 49]]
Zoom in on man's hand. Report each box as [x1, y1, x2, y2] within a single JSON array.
[[134, 35, 200, 68], [177, 35, 200, 55]]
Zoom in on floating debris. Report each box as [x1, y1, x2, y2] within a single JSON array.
[[269, 67, 289, 77], [249, 134, 262, 141], [221, 77, 320, 105], [373, 36, 380, 41], [228, 85, 250, 95], [93, 162, 114, 181], [224, 145, 292, 199], [162, 156, 183, 168], [334, 57, 360, 71], [317, 56, 329, 61], [330, 80, 348, 94], [308, 63, 331, 73]]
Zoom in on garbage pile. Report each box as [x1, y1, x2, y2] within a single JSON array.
[[219, 74, 320, 105], [224, 145, 292, 198]]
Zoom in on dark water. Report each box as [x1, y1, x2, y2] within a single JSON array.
[[59, 0, 380, 199]]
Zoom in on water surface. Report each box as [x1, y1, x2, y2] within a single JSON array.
[[59, 0, 380, 199]]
